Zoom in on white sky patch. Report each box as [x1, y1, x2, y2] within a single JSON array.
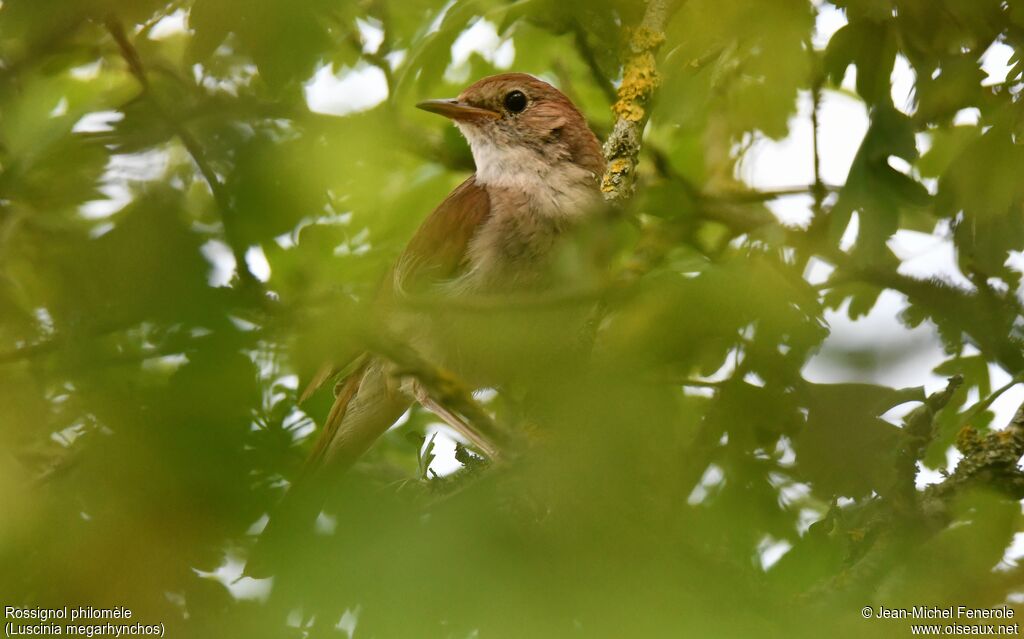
[[812, 3, 846, 50], [887, 155, 912, 175], [766, 194, 815, 227], [987, 365, 1024, 432], [70, 60, 103, 81], [797, 508, 821, 535], [998, 532, 1024, 572], [200, 239, 236, 287], [804, 256, 835, 286], [1008, 251, 1024, 279], [148, 9, 188, 41], [757, 536, 793, 571], [776, 436, 796, 467], [305, 63, 389, 117], [80, 182, 132, 220], [246, 514, 269, 536], [888, 228, 973, 289], [687, 463, 725, 506], [424, 423, 467, 477], [914, 461, 944, 489], [336, 607, 360, 639], [356, 18, 385, 54], [807, 273, 1022, 444], [427, 0, 457, 35], [50, 97, 68, 118], [742, 89, 868, 204], [315, 512, 337, 535], [385, 50, 407, 70], [449, 19, 515, 72], [891, 54, 916, 115], [803, 289, 948, 388], [953, 108, 981, 126], [778, 481, 812, 508], [141, 353, 189, 377], [245, 245, 271, 282], [837, 211, 859, 252], [73, 110, 124, 133], [194, 554, 273, 602], [472, 388, 498, 402], [981, 41, 1015, 86], [80, 149, 170, 219], [816, 92, 870, 184]]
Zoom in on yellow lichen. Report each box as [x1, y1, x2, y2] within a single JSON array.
[[600, 158, 632, 193], [612, 100, 646, 122], [956, 426, 982, 455], [629, 27, 665, 52], [612, 50, 661, 123]]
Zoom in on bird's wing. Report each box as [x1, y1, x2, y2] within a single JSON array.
[[297, 175, 489, 403], [298, 360, 339, 404], [391, 174, 491, 294]]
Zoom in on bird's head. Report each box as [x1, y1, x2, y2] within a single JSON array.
[[417, 73, 604, 182]]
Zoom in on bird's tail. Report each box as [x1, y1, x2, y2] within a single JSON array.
[[245, 357, 410, 576]]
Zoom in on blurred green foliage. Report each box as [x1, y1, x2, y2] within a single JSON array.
[[1, 0, 1024, 637]]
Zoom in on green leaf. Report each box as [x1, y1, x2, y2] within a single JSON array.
[[795, 382, 925, 498], [40, 187, 218, 329], [917, 125, 980, 178], [187, 0, 336, 91], [937, 127, 1024, 284], [830, 107, 930, 263], [228, 132, 330, 246], [914, 55, 986, 123], [823, 19, 897, 106]]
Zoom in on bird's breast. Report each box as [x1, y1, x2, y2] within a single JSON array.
[[455, 167, 600, 293]]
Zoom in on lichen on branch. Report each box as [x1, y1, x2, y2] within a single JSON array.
[[600, 0, 682, 201]]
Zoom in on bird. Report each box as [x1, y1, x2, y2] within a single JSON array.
[[247, 73, 605, 573]]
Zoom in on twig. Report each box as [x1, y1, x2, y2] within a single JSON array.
[[361, 331, 513, 456], [572, 21, 617, 104], [394, 283, 627, 314], [810, 73, 826, 216], [344, 30, 395, 98], [600, 0, 685, 201], [956, 371, 1024, 430], [705, 184, 840, 204], [892, 375, 963, 509], [648, 141, 839, 205], [104, 17, 257, 285], [0, 339, 58, 365]]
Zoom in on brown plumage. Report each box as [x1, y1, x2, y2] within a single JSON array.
[[393, 175, 491, 294]]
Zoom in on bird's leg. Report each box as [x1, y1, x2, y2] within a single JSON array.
[[408, 379, 502, 461]]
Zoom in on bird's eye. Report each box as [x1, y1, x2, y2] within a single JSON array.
[[503, 90, 527, 113]]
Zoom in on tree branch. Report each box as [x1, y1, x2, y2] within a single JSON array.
[[926, 400, 1024, 502], [956, 371, 1024, 430], [361, 331, 514, 458], [600, 0, 684, 201], [892, 375, 963, 509], [804, 393, 1024, 602]]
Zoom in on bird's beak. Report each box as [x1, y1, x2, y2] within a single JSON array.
[[416, 99, 500, 121]]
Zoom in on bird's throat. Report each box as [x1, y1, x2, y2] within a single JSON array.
[[460, 126, 600, 220]]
